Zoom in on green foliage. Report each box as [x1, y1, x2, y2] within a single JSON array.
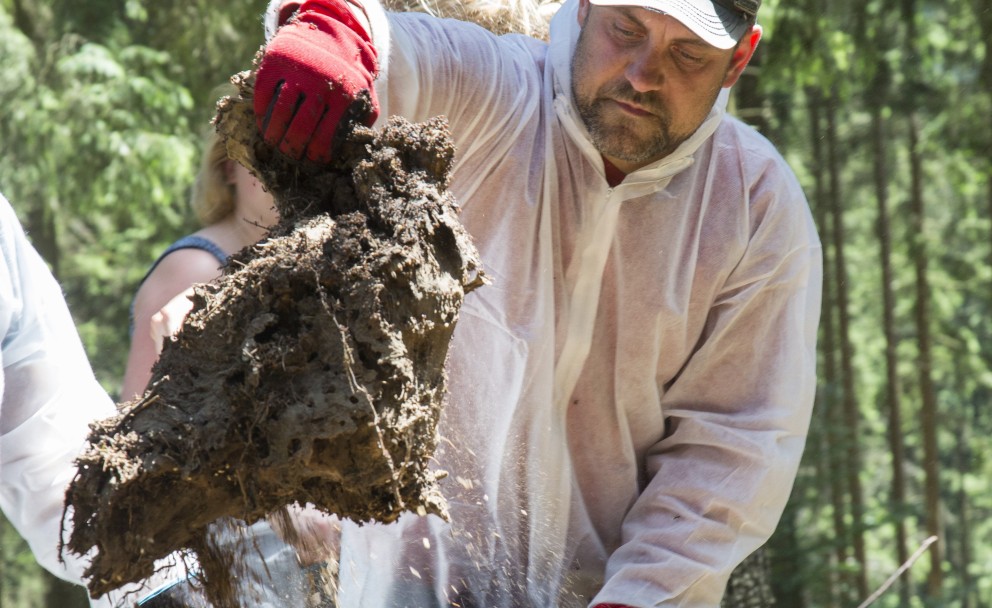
[[0, 19, 199, 393], [762, 0, 992, 605], [1, 514, 46, 608], [0, 0, 270, 598], [0, 0, 262, 394], [0, 1, 261, 599], [1, 0, 991, 605]]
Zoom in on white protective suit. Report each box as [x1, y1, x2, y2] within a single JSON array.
[[265, 1, 823, 606], [0, 194, 118, 605]]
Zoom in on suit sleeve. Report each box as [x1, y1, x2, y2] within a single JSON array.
[[0, 197, 116, 587], [593, 173, 822, 607]]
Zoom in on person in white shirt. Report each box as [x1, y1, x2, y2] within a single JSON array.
[[242, 0, 823, 604], [0, 192, 117, 606]]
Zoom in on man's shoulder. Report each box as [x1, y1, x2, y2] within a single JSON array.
[[712, 115, 803, 189], [715, 115, 785, 162], [389, 10, 549, 65], [710, 115, 814, 232]]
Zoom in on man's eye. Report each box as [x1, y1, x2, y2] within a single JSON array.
[[674, 48, 703, 64], [613, 23, 640, 40]]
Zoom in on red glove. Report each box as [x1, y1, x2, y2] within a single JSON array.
[[593, 605, 636, 608], [254, 0, 379, 163]]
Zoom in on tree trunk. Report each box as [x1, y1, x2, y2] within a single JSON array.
[[973, 0, 992, 303], [908, 87, 943, 605], [901, 0, 943, 597], [25, 199, 61, 279], [870, 90, 911, 607], [825, 92, 869, 601], [808, 87, 846, 608], [11, 0, 41, 49], [967, 5, 990, 601], [955, 407, 974, 608]]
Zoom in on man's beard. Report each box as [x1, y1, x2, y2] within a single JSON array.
[[573, 80, 684, 163], [569, 26, 722, 164]]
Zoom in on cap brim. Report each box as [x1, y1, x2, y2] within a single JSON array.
[[589, 0, 748, 49]]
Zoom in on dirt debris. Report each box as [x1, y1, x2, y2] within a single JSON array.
[[63, 70, 484, 607]]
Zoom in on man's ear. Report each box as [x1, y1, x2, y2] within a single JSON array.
[[577, 0, 590, 25], [723, 25, 762, 88]]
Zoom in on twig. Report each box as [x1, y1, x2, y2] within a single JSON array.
[[856, 536, 939, 608]]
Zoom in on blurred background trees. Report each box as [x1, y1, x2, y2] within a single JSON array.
[[1, 1, 263, 605], [1, 0, 990, 606]]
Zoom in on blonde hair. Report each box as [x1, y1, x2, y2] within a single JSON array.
[[190, 83, 240, 226], [190, 130, 234, 226]]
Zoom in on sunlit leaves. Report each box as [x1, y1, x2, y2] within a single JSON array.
[[761, 0, 992, 604]]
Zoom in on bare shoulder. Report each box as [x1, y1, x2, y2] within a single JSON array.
[[132, 248, 226, 319]]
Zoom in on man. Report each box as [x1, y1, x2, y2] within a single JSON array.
[[0, 193, 118, 606], [252, 0, 822, 605]]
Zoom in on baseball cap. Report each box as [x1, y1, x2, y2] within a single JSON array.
[[588, 0, 759, 49]]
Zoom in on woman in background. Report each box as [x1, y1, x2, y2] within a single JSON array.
[[121, 123, 277, 401], [119, 107, 327, 607]]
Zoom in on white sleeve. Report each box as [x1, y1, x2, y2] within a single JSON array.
[[263, 0, 282, 40], [0, 195, 116, 588], [595, 178, 822, 607]]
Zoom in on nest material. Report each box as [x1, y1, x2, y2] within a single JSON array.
[[389, 0, 559, 38], [64, 71, 484, 606]]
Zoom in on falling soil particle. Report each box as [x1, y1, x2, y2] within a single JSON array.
[[63, 70, 484, 607]]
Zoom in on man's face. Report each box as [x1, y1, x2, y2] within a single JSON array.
[[571, 1, 753, 172]]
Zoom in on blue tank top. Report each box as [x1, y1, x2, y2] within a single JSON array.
[[141, 235, 228, 283], [128, 235, 228, 336]]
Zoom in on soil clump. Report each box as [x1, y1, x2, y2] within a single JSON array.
[[63, 71, 484, 607]]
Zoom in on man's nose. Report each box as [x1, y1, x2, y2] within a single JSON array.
[[624, 47, 664, 93]]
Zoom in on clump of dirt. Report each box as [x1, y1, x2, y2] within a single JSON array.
[[64, 71, 484, 606]]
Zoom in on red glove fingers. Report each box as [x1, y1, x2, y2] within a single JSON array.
[[254, 0, 379, 163]]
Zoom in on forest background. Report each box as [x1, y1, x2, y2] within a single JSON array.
[[0, 0, 990, 606]]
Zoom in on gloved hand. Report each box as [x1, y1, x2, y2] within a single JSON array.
[[254, 0, 379, 163]]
